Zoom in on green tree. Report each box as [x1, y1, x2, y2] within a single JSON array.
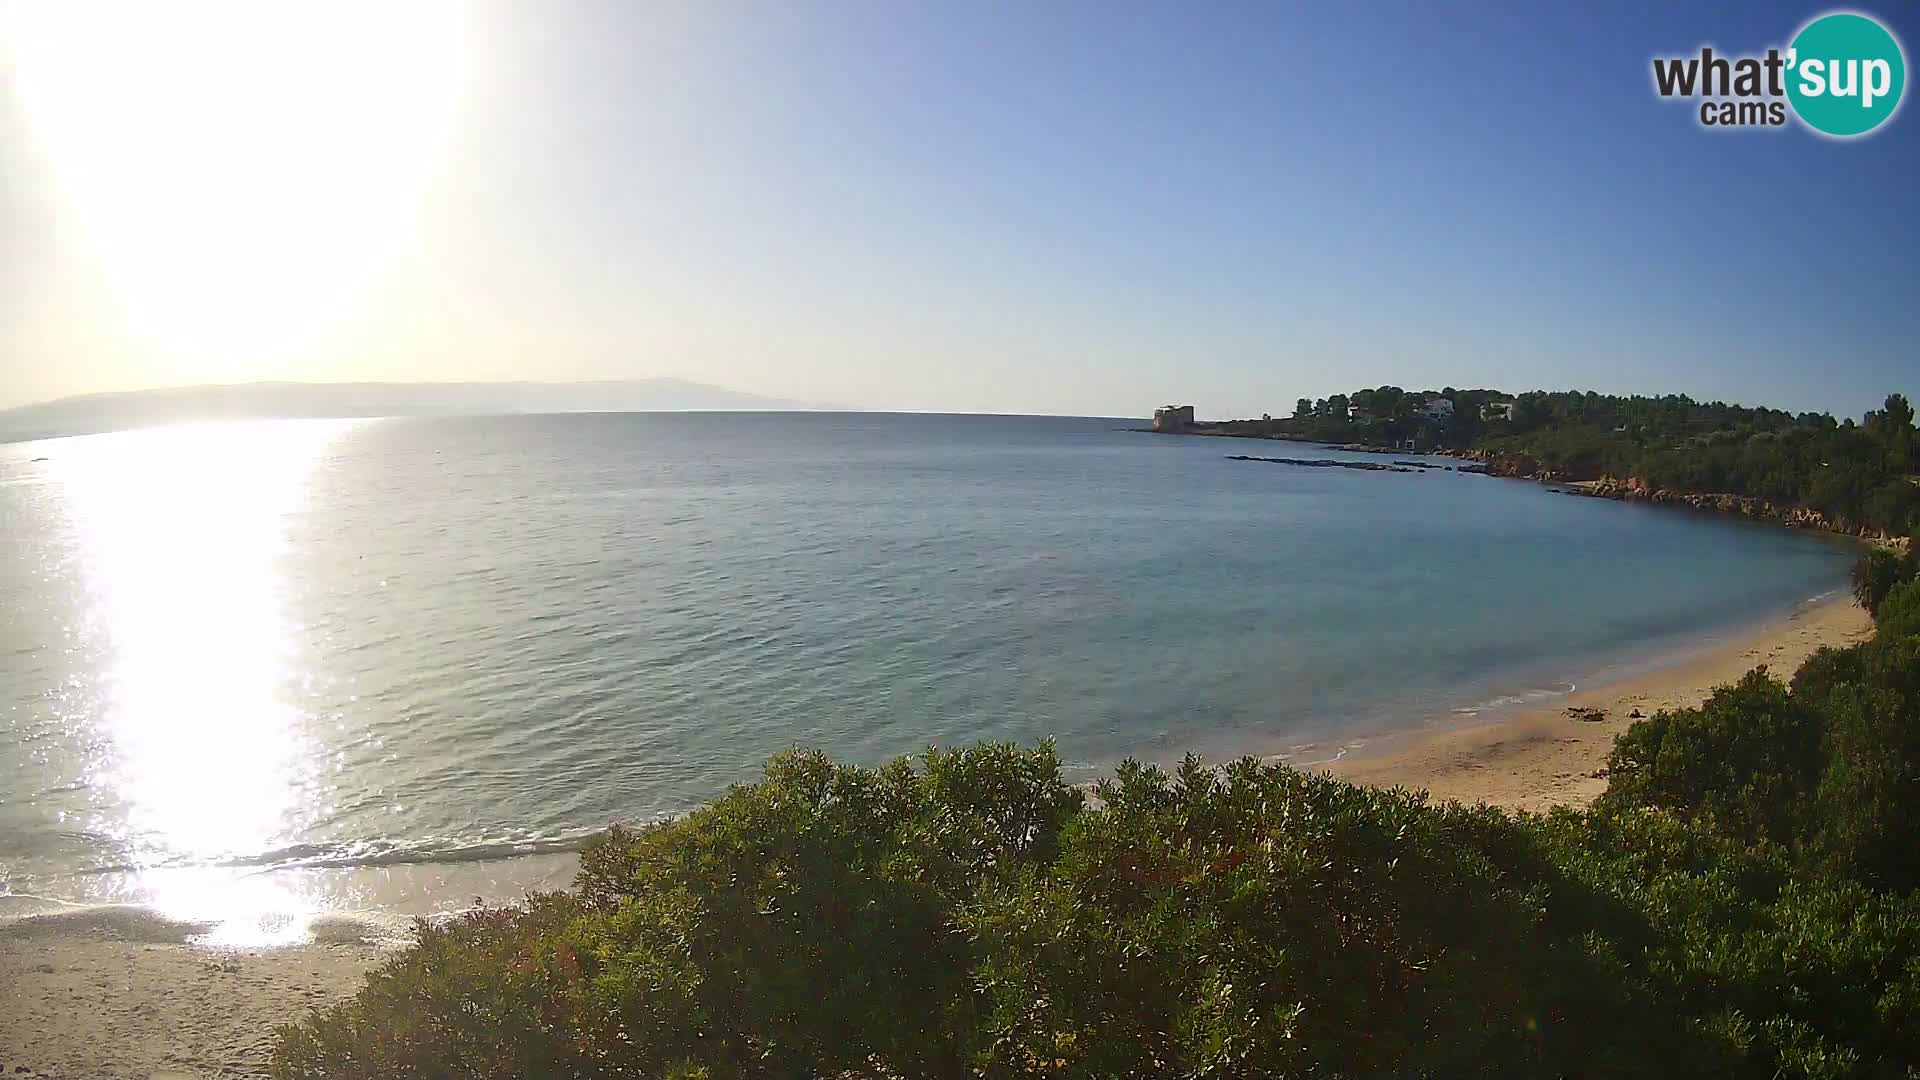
[[1850, 548, 1913, 617], [1867, 392, 1915, 476]]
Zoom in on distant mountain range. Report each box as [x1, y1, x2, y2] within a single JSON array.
[[0, 379, 838, 443]]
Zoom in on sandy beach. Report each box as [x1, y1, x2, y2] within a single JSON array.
[[0, 908, 387, 1080], [0, 595, 1876, 1079], [1331, 593, 1874, 810]]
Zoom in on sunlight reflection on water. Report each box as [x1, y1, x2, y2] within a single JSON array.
[[0, 412, 1858, 948], [47, 419, 355, 943]]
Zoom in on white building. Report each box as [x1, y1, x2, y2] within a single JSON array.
[[1482, 401, 1516, 421], [1420, 397, 1454, 420]]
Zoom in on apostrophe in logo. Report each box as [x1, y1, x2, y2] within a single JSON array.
[[1651, 10, 1906, 137], [1785, 12, 1906, 136]]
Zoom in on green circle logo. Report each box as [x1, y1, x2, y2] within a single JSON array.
[[1787, 12, 1906, 136]]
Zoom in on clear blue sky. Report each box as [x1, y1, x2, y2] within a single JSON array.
[[1, 0, 1914, 418]]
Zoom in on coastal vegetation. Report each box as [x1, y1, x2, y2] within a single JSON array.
[[276, 553, 1920, 1079], [1475, 391, 1918, 538], [1228, 389, 1919, 540]]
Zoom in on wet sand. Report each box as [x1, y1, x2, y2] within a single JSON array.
[[1329, 594, 1872, 810]]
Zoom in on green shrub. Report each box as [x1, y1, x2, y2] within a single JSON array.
[[1607, 631, 1920, 894], [1810, 682, 1920, 893], [275, 743, 1082, 1080], [274, 744, 1920, 1079], [1851, 548, 1914, 618], [1596, 669, 1817, 845], [1878, 577, 1920, 640], [963, 758, 1680, 1078], [1794, 634, 1920, 709], [1542, 807, 1920, 1077], [271, 894, 595, 1080]]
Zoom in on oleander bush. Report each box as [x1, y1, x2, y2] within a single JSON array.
[[274, 554, 1920, 1080]]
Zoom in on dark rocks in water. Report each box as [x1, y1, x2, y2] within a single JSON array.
[[1392, 461, 1436, 469], [1226, 455, 1414, 473]]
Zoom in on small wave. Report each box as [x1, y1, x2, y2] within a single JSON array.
[[0, 891, 89, 919], [0, 895, 422, 949], [1450, 682, 1578, 717], [1272, 738, 1369, 769], [1793, 587, 1843, 615], [0, 902, 214, 943], [73, 826, 616, 879]]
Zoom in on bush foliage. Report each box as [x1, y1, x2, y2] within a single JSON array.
[[276, 558, 1920, 1079]]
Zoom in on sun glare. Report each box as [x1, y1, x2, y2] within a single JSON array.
[[6, 2, 468, 375], [49, 419, 354, 943]]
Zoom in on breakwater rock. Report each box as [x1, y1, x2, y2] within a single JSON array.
[[1227, 455, 1416, 473]]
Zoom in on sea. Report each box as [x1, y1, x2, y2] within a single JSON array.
[[0, 412, 1855, 943]]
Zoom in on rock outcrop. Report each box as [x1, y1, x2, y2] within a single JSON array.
[[1456, 451, 1908, 546]]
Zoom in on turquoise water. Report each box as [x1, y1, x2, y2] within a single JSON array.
[[0, 412, 1853, 934]]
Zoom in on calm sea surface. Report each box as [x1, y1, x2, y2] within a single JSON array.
[[0, 412, 1853, 939]]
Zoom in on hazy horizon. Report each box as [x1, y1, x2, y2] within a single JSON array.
[[3, 1, 1914, 420], [1, 372, 1903, 426]]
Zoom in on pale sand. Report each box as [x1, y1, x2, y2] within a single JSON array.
[[1330, 594, 1874, 811], [0, 908, 386, 1080], [0, 597, 1875, 1078]]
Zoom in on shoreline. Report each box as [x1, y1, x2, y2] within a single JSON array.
[[1149, 426, 1909, 550], [0, 595, 1877, 1078], [1325, 592, 1873, 810]]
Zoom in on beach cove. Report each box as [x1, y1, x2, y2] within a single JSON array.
[[0, 412, 1877, 1076], [0, 592, 1879, 1079]]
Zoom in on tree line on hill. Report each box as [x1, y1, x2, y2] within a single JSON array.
[[1273, 388, 1919, 538], [274, 549, 1920, 1079]]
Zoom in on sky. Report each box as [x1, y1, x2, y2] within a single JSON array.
[[1, 0, 1915, 420]]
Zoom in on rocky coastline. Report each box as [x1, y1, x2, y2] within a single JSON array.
[[1457, 449, 1910, 548], [1168, 427, 1901, 548]]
